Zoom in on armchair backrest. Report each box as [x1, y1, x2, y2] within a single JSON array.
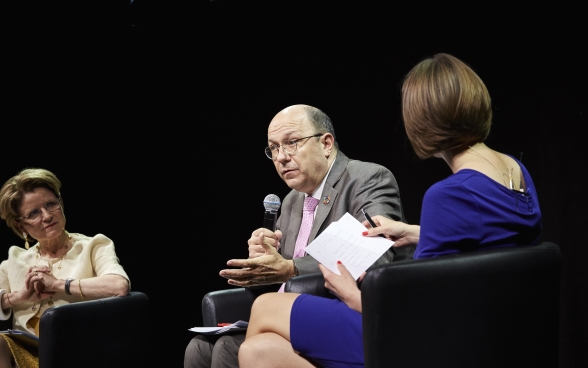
[[361, 242, 561, 368]]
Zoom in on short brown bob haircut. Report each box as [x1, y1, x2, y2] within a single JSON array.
[[0, 168, 63, 241], [402, 53, 492, 159]]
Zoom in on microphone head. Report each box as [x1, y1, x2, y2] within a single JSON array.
[[263, 194, 281, 213]]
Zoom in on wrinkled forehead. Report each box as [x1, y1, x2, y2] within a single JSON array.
[[268, 109, 312, 142]]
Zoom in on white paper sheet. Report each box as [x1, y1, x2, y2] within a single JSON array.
[[189, 320, 249, 335], [304, 212, 395, 280]]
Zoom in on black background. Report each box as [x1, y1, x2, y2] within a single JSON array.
[[1, 1, 585, 366]]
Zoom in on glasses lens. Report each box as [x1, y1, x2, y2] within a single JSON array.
[[25, 210, 41, 222], [265, 147, 275, 159], [46, 201, 60, 212], [23, 201, 61, 223], [283, 140, 297, 155]]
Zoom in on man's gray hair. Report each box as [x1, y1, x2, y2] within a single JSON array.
[[303, 106, 339, 150]]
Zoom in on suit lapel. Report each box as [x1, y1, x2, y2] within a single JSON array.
[[310, 188, 338, 242], [308, 152, 350, 242]]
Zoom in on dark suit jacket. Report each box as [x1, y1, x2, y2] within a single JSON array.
[[276, 151, 412, 275]]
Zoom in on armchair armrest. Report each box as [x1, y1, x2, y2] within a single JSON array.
[[284, 273, 336, 299], [202, 288, 256, 327], [39, 291, 149, 368], [0, 317, 10, 331], [202, 284, 280, 326]]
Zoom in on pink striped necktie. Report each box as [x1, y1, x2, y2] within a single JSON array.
[[293, 196, 320, 258], [279, 196, 320, 292]]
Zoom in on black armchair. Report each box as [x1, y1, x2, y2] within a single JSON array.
[[40, 290, 150, 368], [362, 242, 561, 368], [2, 291, 150, 368]]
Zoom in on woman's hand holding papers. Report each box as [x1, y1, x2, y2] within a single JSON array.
[[319, 262, 362, 313], [362, 215, 421, 248]]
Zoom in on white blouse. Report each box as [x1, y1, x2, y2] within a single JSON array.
[[0, 233, 130, 335]]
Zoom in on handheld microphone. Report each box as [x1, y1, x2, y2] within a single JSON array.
[[263, 194, 281, 231]]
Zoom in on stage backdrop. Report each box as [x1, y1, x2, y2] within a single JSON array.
[[1, 1, 584, 366]]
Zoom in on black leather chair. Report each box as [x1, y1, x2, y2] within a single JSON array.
[[202, 243, 561, 368], [1, 291, 149, 368], [362, 242, 561, 368]]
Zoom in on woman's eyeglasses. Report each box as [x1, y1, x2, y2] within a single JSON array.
[[20, 199, 62, 224]]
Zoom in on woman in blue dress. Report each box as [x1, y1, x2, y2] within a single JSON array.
[[237, 53, 542, 368]]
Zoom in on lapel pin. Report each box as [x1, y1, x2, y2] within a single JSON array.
[[323, 195, 330, 205]]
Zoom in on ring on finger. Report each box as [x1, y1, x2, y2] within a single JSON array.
[[34, 271, 38, 276]]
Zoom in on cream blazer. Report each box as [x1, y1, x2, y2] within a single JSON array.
[[0, 233, 130, 335]]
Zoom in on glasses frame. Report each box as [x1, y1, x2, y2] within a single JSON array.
[[265, 133, 324, 160], [19, 198, 62, 224]]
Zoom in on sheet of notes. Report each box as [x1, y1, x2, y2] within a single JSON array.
[[305, 212, 395, 280]]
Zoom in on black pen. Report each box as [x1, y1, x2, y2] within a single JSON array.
[[361, 208, 396, 255]]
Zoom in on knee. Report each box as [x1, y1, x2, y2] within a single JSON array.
[[251, 292, 273, 310], [215, 335, 240, 351], [206, 335, 241, 366], [184, 335, 212, 367], [186, 335, 210, 354], [250, 293, 275, 322], [239, 335, 262, 366], [248, 293, 300, 340], [239, 333, 286, 367]]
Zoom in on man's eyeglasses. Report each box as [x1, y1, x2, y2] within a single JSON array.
[[265, 133, 323, 160], [19, 199, 62, 224]]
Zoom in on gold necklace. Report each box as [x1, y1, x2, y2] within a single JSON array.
[[467, 146, 514, 190], [31, 231, 71, 311]]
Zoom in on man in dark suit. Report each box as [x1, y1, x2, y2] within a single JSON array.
[[184, 104, 411, 368]]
